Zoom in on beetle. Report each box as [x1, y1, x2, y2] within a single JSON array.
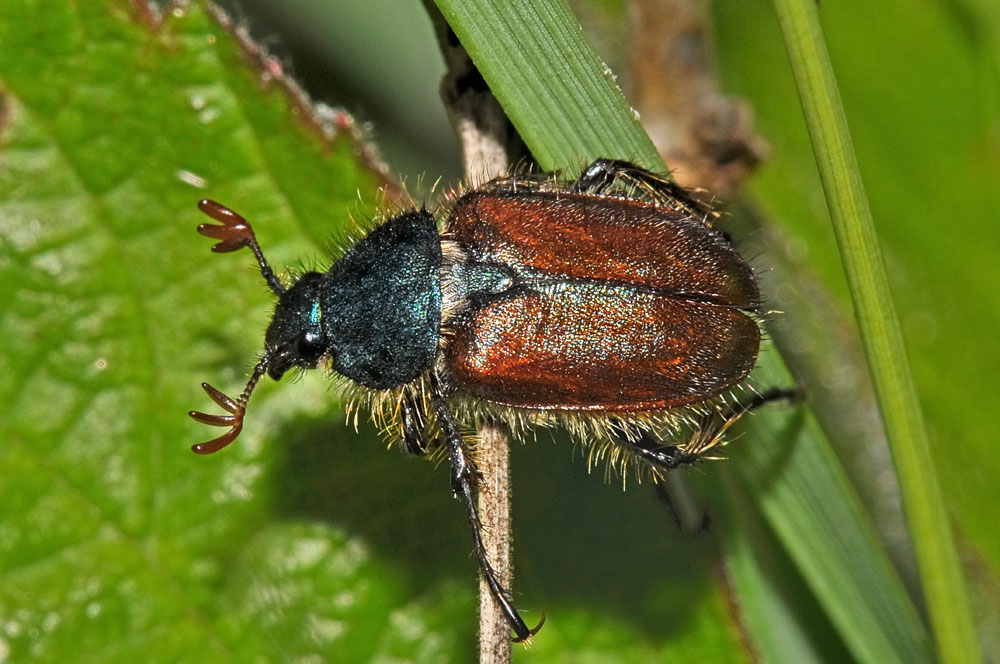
[[189, 159, 791, 641]]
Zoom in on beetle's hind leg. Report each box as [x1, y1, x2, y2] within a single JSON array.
[[703, 386, 802, 445], [429, 375, 542, 642], [615, 387, 802, 476], [572, 158, 709, 216], [573, 158, 666, 195], [609, 424, 702, 473]]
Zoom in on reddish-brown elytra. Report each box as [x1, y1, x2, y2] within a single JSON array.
[[189, 159, 791, 642], [445, 189, 760, 410]]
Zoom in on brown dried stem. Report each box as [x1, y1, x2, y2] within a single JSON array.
[[423, 5, 524, 662]]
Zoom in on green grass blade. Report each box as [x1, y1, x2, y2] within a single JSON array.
[[721, 467, 851, 664], [770, 0, 982, 661], [433, 0, 660, 170], [736, 360, 930, 663]]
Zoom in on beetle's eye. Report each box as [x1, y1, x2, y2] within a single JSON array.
[[297, 331, 326, 362]]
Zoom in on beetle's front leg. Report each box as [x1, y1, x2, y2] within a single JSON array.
[[429, 375, 542, 642], [399, 386, 430, 456]]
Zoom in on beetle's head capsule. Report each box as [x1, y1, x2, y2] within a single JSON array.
[[189, 269, 330, 454], [190, 200, 322, 453], [262, 272, 328, 381]]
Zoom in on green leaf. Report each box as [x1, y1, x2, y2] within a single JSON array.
[[722, 468, 852, 664], [0, 2, 470, 661]]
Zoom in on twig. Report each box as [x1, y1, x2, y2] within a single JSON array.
[[475, 423, 515, 664], [627, 0, 767, 194], [422, 5, 522, 662]]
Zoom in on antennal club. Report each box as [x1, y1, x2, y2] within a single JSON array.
[[188, 357, 268, 454], [196, 199, 286, 296]]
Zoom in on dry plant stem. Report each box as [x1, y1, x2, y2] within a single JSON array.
[[476, 423, 516, 663], [627, 0, 767, 194], [447, 71, 515, 664], [458, 126, 514, 664], [423, 6, 519, 661]]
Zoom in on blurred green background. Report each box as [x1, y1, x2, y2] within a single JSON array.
[[0, 0, 996, 661]]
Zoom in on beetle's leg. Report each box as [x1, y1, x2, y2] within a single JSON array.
[[702, 386, 802, 445], [618, 387, 802, 475], [429, 377, 542, 642], [611, 425, 702, 472], [399, 387, 429, 455], [572, 158, 710, 217], [572, 158, 655, 194]]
